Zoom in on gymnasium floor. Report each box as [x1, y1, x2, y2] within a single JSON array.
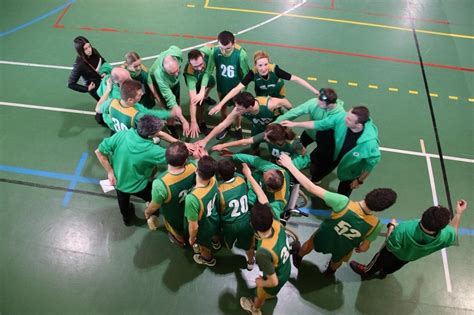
[[0, 0, 473, 314]]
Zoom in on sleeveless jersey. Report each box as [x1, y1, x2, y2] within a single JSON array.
[[155, 163, 197, 233], [218, 174, 249, 224], [242, 96, 281, 130], [213, 44, 246, 93], [189, 177, 220, 232], [267, 138, 302, 159], [258, 220, 291, 286], [184, 51, 211, 82], [253, 64, 285, 98], [315, 201, 380, 259], [109, 99, 138, 131]]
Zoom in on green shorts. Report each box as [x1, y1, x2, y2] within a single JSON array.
[[223, 218, 254, 250]]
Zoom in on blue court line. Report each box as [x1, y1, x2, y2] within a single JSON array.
[[0, 165, 99, 185], [300, 207, 474, 237], [62, 152, 89, 207], [0, 0, 76, 37]]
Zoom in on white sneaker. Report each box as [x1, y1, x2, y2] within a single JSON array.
[[240, 297, 261, 315], [193, 254, 216, 267]]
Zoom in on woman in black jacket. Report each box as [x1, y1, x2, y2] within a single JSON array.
[[68, 36, 106, 101]]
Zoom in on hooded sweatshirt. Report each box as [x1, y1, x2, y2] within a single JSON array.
[[98, 129, 166, 193], [147, 46, 183, 108], [313, 112, 380, 181], [386, 220, 457, 261]]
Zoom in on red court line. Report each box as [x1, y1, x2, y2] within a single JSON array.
[[330, 0, 335, 10], [53, 3, 72, 28], [62, 26, 473, 72]]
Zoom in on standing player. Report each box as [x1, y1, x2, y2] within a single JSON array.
[[144, 142, 197, 246], [278, 153, 397, 276], [217, 160, 255, 270], [185, 156, 221, 266], [240, 162, 291, 315], [183, 48, 217, 138], [212, 31, 250, 139]]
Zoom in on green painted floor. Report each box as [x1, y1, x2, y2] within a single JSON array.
[[1, 0, 473, 314]]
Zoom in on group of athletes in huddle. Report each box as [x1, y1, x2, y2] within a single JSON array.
[[68, 30, 468, 314]]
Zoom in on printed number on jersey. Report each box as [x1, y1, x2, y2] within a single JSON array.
[[206, 194, 217, 217], [334, 220, 362, 240], [280, 237, 291, 264], [220, 65, 235, 78], [112, 118, 128, 132], [229, 195, 248, 217]]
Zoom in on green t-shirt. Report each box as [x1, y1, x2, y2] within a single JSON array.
[[386, 220, 457, 261], [183, 46, 215, 91], [98, 129, 166, 193], [97, 74, 121, 99]]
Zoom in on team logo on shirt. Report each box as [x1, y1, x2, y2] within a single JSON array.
[[353, 152, 360, 157]]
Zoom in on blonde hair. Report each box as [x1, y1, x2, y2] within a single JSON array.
[[253, 50, 270, 64]]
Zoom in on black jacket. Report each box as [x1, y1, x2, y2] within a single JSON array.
[[68, 56, 106, 93]]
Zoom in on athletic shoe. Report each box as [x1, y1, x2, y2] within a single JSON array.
[[246, 258, 255, 271], [203, 96, 217, 105], [168, 232, 186, 247], [323, 265, 337, 278], [349, 261, 367, 277], [193, 254, 216, 267], [216, 127, 229, 140], [240, 297, 262, 315], [234, 128, 243, 140], [211, 239, 222, 250]]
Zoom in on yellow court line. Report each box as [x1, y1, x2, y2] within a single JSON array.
[[348, 82, 358, 87], [187, 4, 195, 8], [368, 84, 378, 89], [430, 93, 439, 97], [389, 87, 399, 92], [307, 76, 317, 81], [328, 79, 338, 84], [409, 90, 419, 95], [448, 96, 459, 100], [204, 1, 473, 40], [469, 98, 474, 103]]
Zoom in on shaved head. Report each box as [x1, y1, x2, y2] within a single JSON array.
[[111, 67, 131, 85], [163, 56, 180, 77]]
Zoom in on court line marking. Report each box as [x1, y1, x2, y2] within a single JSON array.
[[0, 0, 76, 37], [420, 139, 452, 293], [1, 100, 473, 164], [62, 152, 89, 207], [204, 0, 474, 39]]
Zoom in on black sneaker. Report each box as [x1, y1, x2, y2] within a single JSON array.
[[234, 128, 243, 140], [167, 125, 179, 139], [203, 96, 217, 105], [211, 239, 221, 250], [216, 127, 229, 140]]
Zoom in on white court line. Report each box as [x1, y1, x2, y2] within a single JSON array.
[[420, 139, 453, 293], [1, 100, 473, 165], [0, 0, 307, 67]]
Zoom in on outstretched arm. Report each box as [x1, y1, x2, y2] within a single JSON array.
[[290, 74, 319, 95], [242, 163, 268, 204], [451, 200, 467, 231], [280, 120, 316, 129], [278, 153, 327, 199], [209, 83, 245, 115]]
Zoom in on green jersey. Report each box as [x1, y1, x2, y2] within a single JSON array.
[[185, 177, 221, 247], [213, 44, 250, 95], [184, 46, 215, 91], [97, 74, 121, 99], [253, 64, 285, 98], [257, 219, 291, 296], [232, 154, 290, 218], [152, 162, 197, 234], [252, 132, 304, 161], [313, 191, 382, 261], [243, 96, 281, 135], [104, 99, 171, 132], [218, 173, 249, 224]]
